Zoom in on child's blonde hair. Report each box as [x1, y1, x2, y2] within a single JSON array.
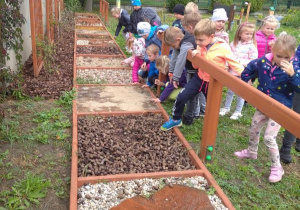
[[164, 27, 184, 46], [259, 15, 279, 30], [111, 7, 121, 15], [156, 55, 170, 75], [146, 44, 159, 55], [194, 19, 216, 37], [126, 37, 135, 51], [233, 22, 256, 47], [181, 11, 202, 28], [185, 2, 198, 14], [272, 34, 297, 57]]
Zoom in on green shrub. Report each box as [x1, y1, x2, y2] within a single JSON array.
[[246, 0, 265, 13], [209, 0, 233, 12], [65, 0, 82, 12], [166, 0, 192, 13], [281, 9, 300, 28]]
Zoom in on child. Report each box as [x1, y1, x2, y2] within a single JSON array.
[[256, 15, 278, 58], [121, 37, 135, 67], [181, 11, 205, 120], [164, 26, 198, 125], [137, 22, 169, 73], [172, 4, 185, 32], [161, 19, 244, 131], [211, 8, 229, 43], [127, 0, 161, 35], [234, 35, 299, 183], [142, 44, 160, 87], [151, 55, 187, 103], [280, 45, 300, 164], [184, 2, 199, 14], [219, 22, 258, 120], [131, 38, 146, 84], [111, 7, 130, 39]]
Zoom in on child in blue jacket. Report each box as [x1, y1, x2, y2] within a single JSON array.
[[235, 35, 300, 183]]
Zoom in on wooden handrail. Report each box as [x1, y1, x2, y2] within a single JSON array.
[[157, 32, 300, 161]]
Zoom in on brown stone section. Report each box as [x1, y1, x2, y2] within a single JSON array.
[[111, 184, 214, 210]]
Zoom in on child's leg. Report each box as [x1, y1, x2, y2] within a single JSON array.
[[183, 73, 198, 123], [248, 110, 269, 154], [263, 118, 282, 167], [224, 89, 234, 109], [235, 95, 245, 113], [199, 92, 206, 113], [172, 75, 204, 120], [194, 94, 200, 117]]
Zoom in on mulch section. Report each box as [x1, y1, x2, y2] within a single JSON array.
[[21, 13, 75, 99]]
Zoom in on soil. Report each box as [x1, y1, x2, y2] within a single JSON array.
[[76, 39, 114, 45], [76, 86, 159, 112], [21, 13, 74, 99], [76, 29, 110, 35], [76, 57, 125, 68], [77, 34, 112, 39], [76, 69, 132, 84], [111, 185, 214, 210], [76, 45, 121, 55], [77, 114, 196, 176]]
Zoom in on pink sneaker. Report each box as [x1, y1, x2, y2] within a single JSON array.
[[269, 166, 284, 183], [234, 149, 257, 159]]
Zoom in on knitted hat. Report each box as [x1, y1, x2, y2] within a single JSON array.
[[173, 4, 185, 15], [137, 22, 151, 36], [132, 38, 146, 56], [131, 0, 141, 6], [211, 8, 228, 22]]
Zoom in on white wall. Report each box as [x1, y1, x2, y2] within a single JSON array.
[[5, 0, 47, 73]]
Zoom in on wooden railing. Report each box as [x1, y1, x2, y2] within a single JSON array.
[[99, 0, 109, 23], [157, 33, 300, 162]]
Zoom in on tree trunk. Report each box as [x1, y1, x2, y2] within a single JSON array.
[[287, 0, 292, 9], [84, 0, 93, 12]]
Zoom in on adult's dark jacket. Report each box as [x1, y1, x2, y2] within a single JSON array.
[[115, 9, 130, 37], [128, 7, 161, 34]]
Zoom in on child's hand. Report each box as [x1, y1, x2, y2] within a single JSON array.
[[151, 98, 161, 103], [155, 79, 165, 86], [141, 62, 147, 71], [156, 30, 164, 35], [281, 60, 295, 77], [269, 40, 275, 48], [192, 49, 201, 57], [142, 84, 149, 88], [121, 60, 126, 65], [247, 80, 253, 86], [132, 82, 140, 85], [173, 80, 179, 89]]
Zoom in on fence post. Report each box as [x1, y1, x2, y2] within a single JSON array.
[[199, 77, 223, 162]]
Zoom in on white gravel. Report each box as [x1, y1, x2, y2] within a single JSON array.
[[76, 69, 131, 84], [77, 176, 228, 210]]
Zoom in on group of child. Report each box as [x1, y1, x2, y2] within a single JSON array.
[[111, 1, 300, 183]]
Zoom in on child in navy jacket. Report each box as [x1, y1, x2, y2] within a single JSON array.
[[111, 7, 130, 39], [235, 35, 300, 183]]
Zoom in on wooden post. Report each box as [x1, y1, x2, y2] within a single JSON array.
[[199, 77, 223, 162], [245, 2, 251, 22], [156, 32, 169, 96], [239, 8, 244, 24]]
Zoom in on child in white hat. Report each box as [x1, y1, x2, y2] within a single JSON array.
[[211, 8, 229, 43]]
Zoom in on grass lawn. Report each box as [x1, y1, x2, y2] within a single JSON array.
[[105, 11, 300, 210]]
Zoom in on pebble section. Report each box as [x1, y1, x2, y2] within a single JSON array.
[[77, 176, 228, 210], [77, 69, 131, 84]]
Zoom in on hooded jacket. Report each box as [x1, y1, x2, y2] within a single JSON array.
[[255, 30, 276, 58], [193, 38, 244, 82], [242, 53, 300, 108]]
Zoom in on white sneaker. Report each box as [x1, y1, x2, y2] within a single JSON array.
[[230, 112, 243, 120], [219, 108, 230, 116]]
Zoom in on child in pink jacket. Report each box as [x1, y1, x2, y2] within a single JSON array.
[[256, 15, 278, 58], [131, 38, 146, 83]]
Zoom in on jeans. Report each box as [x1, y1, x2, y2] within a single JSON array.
[[194, 92, 206, 116], [224, 88, 245, 113], [183, 72, 199, 119]]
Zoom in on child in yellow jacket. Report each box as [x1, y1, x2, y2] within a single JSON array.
[[161, 19, 244, 131]]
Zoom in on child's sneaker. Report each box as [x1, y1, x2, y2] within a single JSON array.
[[269, 166, 284, 183], [219, 108, 230, 116], [234, 149, 257, 159], [230, 112, 243, 120], [161, 118, 182, 131]]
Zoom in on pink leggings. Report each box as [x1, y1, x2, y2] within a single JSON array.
[[248, 110, 281, 167]]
